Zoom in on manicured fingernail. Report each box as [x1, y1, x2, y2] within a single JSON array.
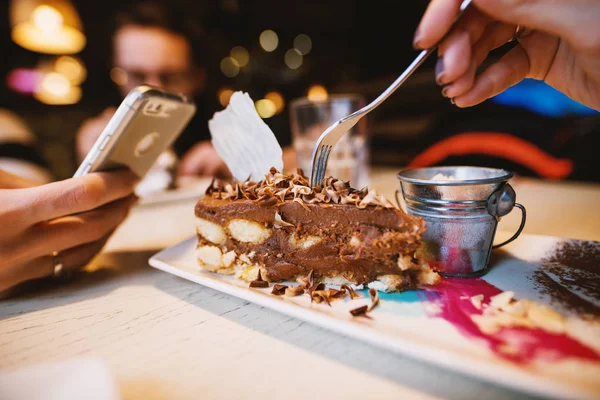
[[435, 56, 445, 85], [450, 98, 456, 105], [441, 85, 450, 98], [413, 27, 423, 49]]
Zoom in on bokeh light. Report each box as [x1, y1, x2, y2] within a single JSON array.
[[11, 2, 86, 54], [255, 99, 276, 119], [34, 72, 81, 105], [293, 34, 312, 55], [110, 67, 128, 86], [264, 91, 285, 114], [307, 85, 328, 101], [230, 46, 249, 67], [218, 88, 234, 107], [32, 5, 63, 33], [54, 56, 86, 84], [220, 57, 240, 78], [284, 49, 303, 69], [6, 69, 42, 94], [259, 30, 278, 52], [40, 72, 70, 97]]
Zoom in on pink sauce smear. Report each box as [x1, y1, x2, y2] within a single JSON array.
[[421, 278, 600, 364]]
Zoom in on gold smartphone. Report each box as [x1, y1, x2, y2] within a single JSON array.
[[74, 85, 196, 178]]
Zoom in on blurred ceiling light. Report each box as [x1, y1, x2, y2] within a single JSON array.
[[264, 91, 284, 114], [284, 49, 303, 70], [40, 72, 70, 96], [307, 85, 328, 101], [218, 87, 234, 107], [54, 55, 86, 84], [11, 0, 86, 54], [259, 30, 278, 52], [34, 71, 81, 104], [255, 99, 276, 119], [33, 5, 63, 32], [6, 68, 42, 94], [293, 34, 312, 55], [220, 57, 240, 78], [110, 67, 128, 86], [230, 46, 249, 67]]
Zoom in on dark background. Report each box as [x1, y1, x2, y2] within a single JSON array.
[[1, 0, 599, 181]]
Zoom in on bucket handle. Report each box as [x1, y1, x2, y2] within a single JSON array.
[[492, 203, 526, 249], [395, 187, 405, 211]]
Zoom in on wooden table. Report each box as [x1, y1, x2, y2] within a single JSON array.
[[1, 168, 599, 400]]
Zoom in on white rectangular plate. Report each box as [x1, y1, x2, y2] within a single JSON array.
[[149, 234, 600, 399]]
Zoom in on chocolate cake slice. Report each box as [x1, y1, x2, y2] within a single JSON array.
[[194, 168, 439, 292]]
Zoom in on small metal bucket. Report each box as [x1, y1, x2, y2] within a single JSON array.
[[396, 166, 526, 277]]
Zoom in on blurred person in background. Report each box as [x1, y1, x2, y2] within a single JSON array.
[[76, 0, 230, 179]]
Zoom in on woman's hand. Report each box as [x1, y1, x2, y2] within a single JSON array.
[[0, 169, 137, 293], [414, 0, 600, 110]]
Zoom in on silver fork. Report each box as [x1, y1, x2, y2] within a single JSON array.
[[309, 0, 473, 187]]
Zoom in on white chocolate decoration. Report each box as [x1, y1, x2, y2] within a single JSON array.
[[209, 92, 283, 182]]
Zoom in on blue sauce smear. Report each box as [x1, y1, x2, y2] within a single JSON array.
[[360, 289, 430, 318]]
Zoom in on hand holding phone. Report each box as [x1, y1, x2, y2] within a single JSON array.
[[74, 85, 196, 178]]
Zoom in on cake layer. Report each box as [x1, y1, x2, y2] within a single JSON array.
[[196, 196, 424, 234], [194, 169, 439, 292], [196, 200, 425, 284]]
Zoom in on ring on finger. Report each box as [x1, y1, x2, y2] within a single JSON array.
[[51, 251, 64, 280], [508, 25, 527, 43]]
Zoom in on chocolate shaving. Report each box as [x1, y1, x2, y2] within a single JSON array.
[[258, 196, 278, 207], [285, 285, 305, 297], [271, 284, 288, 295], [308, 282, 325, 295], [296, 270, 314, 289], [311, 290, 331, 306], [368, 288, 380, 311], [308, 283, 326, 303], [249, 269, 269, 288], [328, 288, 346, 300], [293, 197, 311, 211], [274, 211, 294, 229], [249, 280, 269, 288], [205, 169, 394, 209], [341, 284, 361, 300], [349, 305, 369, 317]]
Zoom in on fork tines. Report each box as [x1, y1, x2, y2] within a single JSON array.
[[310, 144, 332, 187]]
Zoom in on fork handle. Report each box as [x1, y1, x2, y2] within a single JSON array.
[[363, 0, 473, 114]]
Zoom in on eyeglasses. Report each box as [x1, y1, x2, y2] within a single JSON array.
[[111, 67, 195, 89]]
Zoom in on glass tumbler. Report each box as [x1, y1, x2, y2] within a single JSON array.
[[289, 94, 370, 188]]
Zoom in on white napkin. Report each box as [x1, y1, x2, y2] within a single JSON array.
[[0, 358, 119, 400], [209, 92, 283, 182]]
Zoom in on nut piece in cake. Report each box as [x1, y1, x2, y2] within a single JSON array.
[[196, 218, 226, 245], [227, 219, 271, 244]]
